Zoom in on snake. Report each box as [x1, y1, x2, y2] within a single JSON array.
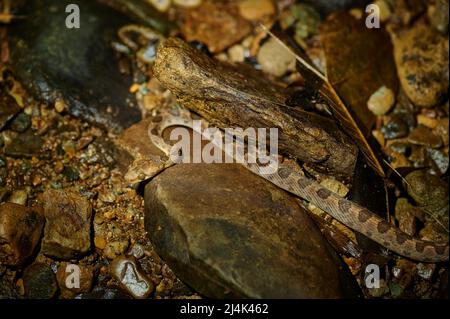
[[148, 106, 449, 263]]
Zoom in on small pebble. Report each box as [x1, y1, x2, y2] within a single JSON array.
[[257, 38, 296, 77], [417, 114, 439, 129], [228, 45, 246, 63], [104, 239, 130, 259], [8, 189, 28, 206], [238, 0, 275, 21], [367, 86, 395, 116], [94, 236, 107, 250], [54, 99, 67, 113], [110, 256, 154, 299], [173, 0, 202, 8]]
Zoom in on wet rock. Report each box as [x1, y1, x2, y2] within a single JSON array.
[[39, 190, 92, 260], [110, 256, 154, 299], [407, 125, 442, 148], [23, 263, 58, 299], [367, 86, 395, 116], [238, 0, 276, 21], [405, 170, 449, 216], [145, 164, 361, 298], [4, 132, 43, 158], [381, 114, 409, 139], [0, 87, 20, 131], [428, 0, 449, 34], [9, 0, 141, 132], [75, 287, 132, 299], [257, 37, 296, 77], [9, 113, 31, 133], [178, 0, 252, 53], [0, 203, 45, 266], [56, 263, 94, 299], [393, 24, 449, 108]]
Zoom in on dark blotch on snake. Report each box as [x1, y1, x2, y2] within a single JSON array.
[[151, 128, 158, 135], [298, 178, 313, 189], [435, 244, 447, 255], [152, 116, 163, 123], [377, 221, 391, 234], [338, 200, 352, 213], [358, 209, 372, 223], [277, 168, 292, 179], [416, 241, 426, 253], [396, 231, 410, 244], [317, 188, 331, 199]]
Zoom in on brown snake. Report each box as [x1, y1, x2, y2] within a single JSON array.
[[148, 106, 449, 263]]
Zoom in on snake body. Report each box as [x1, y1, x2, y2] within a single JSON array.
[[148, 107, 449, 263]]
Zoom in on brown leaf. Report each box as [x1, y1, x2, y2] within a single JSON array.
[[264, 24, 386, 177], [320, 12, 398, 137]]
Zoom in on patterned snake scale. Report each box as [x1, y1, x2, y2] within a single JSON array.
[[148, 107, 449, 263]]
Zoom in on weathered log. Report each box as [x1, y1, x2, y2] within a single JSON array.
[[153, 37, 358, 177]]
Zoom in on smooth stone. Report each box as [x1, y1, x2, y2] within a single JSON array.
[[145, 164, 361, 298], [39, 190, 92, 260], [367, 86, 395, 116], [257, 37, 296, 77], [405, 170, 449, 217], [110, 256, 154, 299], [393, 24, 449, 108], [23, 263, 58, 299], [381, 114, 409, 139], [9, 0, 142, 132], [0, 203, 45, 266]]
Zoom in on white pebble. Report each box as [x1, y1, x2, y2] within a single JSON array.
[[367, 86, 395, 116]]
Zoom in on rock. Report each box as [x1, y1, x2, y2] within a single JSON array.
[[374, 0, 392, 22], [367, 86, 395, 116], [434, 119, 449, 146], [94, 236, 107, 250], [39, 190, 92, 260], [428, 0, 449, 34], [238, 0, 276, 21], [0, 87, 20, 131], [417, 263, 435, 281], [257, 38, 296, 77], [4, 132, 43, 158], [427, 148, 449, 175], [129, 244, 145, 259], [8, 113, 31, 133], [145, 164, 361, 298], [110, 256, 154, 299], [9, 0, 142, 132], [405, 170, 449, 216], [8, 189, 28, 206], [178, 0, 252, 53], [56, 263, 94, 299], [381, 114, 409, 139], [75, 287, 132, 299], [23, 263, 58, 299], [393, 24, 449, 108], [0, 203, 45, 266], [407, 125, 442, 149]]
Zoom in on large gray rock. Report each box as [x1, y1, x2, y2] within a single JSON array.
[[145, 164, 361, 298], [9, 0, 142, 132]]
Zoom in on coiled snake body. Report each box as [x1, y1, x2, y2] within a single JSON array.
[[148, 107, 449, 263]]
